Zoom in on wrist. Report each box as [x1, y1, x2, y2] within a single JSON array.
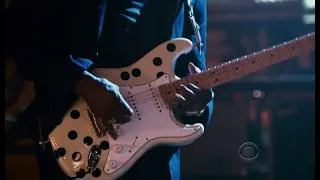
[[183, 108, 206, 117], [75, 71, 99, 97]]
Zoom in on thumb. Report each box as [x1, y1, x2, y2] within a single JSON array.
[[188, 62, 201, 75], [119, 95, 134, 116]]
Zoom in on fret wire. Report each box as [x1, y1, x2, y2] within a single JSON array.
[[265, 46, 280, 64], [239, 56, 252, 75], [225, 61, 237, 80], [231, 58, 245, 77], [211, 66, 222, 86]]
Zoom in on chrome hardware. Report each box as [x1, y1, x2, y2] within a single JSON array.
[[184, 0, 203, 54], [87, 145, 101, 172]]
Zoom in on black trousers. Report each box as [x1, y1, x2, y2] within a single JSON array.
[[35, 143, 174, 180], [35, 144, 73, 180]]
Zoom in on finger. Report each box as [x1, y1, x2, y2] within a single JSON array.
[[103, 119, 118, 140], [108, 104, 131, 124], [200, 90, 215, 105], [114, 114, 131, 124], [179, 84, 195, 99], [123, 114, 132, 123], [118, 94, 134, 116], [173, 93, 196, 114], [171, 93, 186, 109], [188, 62, 201, 74], [207, 90, 214, 99], [101, 78, 120, 91], [203, 89, 214, 100]]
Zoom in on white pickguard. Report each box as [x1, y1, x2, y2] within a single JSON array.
[[47, 32, 316, 179], [103, 75, 204, 176]]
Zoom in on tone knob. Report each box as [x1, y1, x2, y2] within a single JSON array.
[[113, 145, 122, 153], [107, 160, 117, 169]]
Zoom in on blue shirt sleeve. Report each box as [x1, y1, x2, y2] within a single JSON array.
[[6, 0, 93, 89]]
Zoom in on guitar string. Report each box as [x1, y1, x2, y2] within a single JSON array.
[[121, 74, 207, 102], [103, 33, 314, 106]]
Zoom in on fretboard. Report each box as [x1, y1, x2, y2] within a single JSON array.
[[159, 32, 315, 104]]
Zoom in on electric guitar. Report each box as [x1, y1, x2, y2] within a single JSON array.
[[49, 32, 315, 179]]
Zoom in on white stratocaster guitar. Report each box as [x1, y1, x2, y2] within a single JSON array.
[[48, 32, 315, 179]]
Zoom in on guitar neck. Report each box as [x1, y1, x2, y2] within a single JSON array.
[[159, 32, 315, 103]]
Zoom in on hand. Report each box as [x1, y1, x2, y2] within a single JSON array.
[[76, 71, 133, 140], [173, 63, 214, 116]]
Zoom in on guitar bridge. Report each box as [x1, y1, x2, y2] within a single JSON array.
[[87, 109, 106, 138]]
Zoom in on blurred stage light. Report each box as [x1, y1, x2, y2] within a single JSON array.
[[254, 0, 297, 3], [303, 14, 315, 24], [303, 0, 315, 9]]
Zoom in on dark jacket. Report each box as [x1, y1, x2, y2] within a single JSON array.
[[6, 0, 213, 179]]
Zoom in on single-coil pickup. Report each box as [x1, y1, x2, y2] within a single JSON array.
[[150, 88, 163, 113]]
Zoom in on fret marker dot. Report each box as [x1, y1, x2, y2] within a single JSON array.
[[156, 72, 165, 78], [132, 68, 141, 77]]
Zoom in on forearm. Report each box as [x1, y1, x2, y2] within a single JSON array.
[[177, 100, 213, 128], [9, 51, 93, 90], [34, 55, 93, 90]]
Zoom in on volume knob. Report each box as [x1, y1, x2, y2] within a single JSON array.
[[107, 160, 117, 169]]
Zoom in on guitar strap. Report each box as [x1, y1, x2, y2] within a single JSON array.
[[175, 0, 203, 54]]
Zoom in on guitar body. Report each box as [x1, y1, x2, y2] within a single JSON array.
[[48, 38, 205, 179]]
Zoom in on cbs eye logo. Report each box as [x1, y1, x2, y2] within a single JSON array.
[[238, 142, 260, 162]]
